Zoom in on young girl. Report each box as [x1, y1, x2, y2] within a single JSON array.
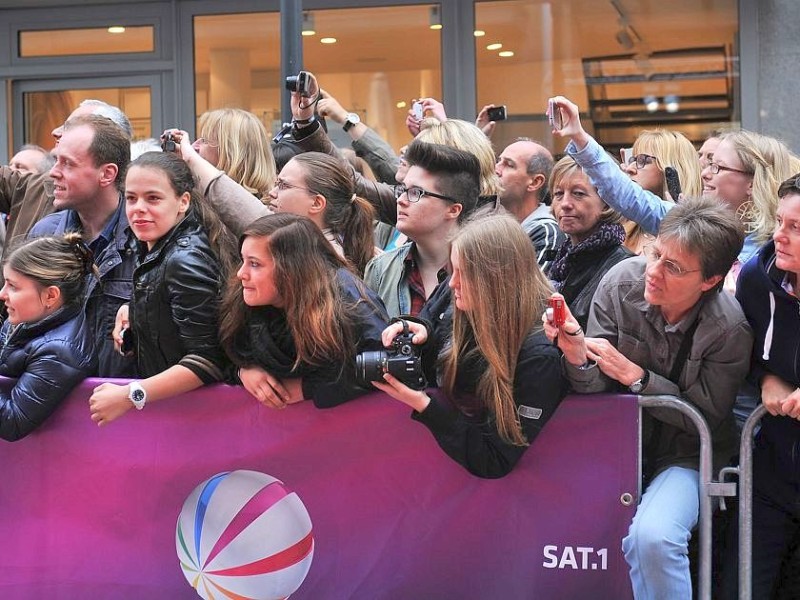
[[0, 233, 96, 440], [219, 213, 388, 409], [373, 213, 567, 478], [88, 152, 231, 424]]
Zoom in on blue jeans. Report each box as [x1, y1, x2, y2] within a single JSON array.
[[623, 466, 700, 599]]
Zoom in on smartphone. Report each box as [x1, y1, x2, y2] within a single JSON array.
[[620, 147, 634, 166], [486, 105, 507, 122], [412, 101, 424, 120], [664, 166, 682, 201], [548, 99, 563, 131], [548, 297, 566, 327], [120, 327, 134, 355]]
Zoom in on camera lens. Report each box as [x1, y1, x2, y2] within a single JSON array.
[[285, 76, 299, 92], [355, 350, 387, 385]]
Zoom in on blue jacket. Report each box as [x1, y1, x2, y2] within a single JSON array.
[[0, 304, 95, 441], [29, 201, 138, 378]]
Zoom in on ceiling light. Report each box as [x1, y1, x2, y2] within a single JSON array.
[[643, 95, 659, 113], [486, 43, 503, 51], [429, 6, 442, 30], [396, 101, 407, 109], [107, 26, 126, 34], [498, 51, 515, 58], [664, 95, 680, 113], [301, 12, 316, 36], [474, 30, 486, 37], [320, 37, 337, 44]]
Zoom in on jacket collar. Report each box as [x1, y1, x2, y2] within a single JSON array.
[[2, 303, 82, 346]]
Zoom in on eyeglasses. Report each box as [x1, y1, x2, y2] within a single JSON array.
[[273, 178, 315, 194], [707, 162, 753, 176], [626, 154, 659, 169], [643, 243, 701, 278], [196, 137, 219, 147], [394, 184, 457, 204]]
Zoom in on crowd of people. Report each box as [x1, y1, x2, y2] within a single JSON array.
[[1, 71, 799, 598]]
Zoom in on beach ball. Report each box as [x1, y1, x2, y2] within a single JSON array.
[[176, 470, 314, 600]]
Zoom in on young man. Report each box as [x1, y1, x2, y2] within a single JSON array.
[[495, 138, 565, 269], [364, 139, 480, 317], [30, 114, 137, 378], [547, 196, 753, 599]]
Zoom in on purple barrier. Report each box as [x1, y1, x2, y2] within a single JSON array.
[[0, 379, 638, 599]]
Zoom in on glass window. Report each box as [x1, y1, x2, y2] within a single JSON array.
[[193, 13, 281, 134], [23, 87, 151, 149], [19, 26, 155, 57], [304, 4, 442, 152], [475, 0, 739, 154]]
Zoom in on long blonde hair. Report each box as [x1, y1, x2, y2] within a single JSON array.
[[440, 213, 552, 445], [198, 108, 276, 199], [633, 129, 703, 198]]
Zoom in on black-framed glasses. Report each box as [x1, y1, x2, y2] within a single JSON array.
[[708, 161, 753, 176], [626, 153, 659, 169], [273, 178, 315, 194], [195, 137, 219, 147], [394, 184, 457, 204], [643, 243, 701, 278]]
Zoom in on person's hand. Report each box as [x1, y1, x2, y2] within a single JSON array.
[[112, 303, 130, 353], [584, 338, 645, 387], [239, 365, 292, 409], [89, 383, 132, 426], [372, 373, 431, 412], [420, 98, 447, 122], [405, 110, 422, 137], [541, 293, 587, 365], [381, 319, 428, 348], [547, 96, 587, 142], [290, 72, 320, 122], [761, 373, 798, 417], [475, 104, 497, 137], [316, 89, 347, 124], [160, 128, 195, 161]]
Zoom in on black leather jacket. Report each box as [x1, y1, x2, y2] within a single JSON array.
[[129, 210, 226, 383], [0, 304, 96, 441]]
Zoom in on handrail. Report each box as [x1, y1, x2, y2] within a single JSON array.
[[737, 404, 768, 600], [637, 395, 715, 600]]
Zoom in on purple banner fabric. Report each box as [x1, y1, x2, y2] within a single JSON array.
[[0, 379, 638, 599]]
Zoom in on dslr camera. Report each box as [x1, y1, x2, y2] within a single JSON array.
[[356, 322, 426, 390], [285, 70, 313, 97]]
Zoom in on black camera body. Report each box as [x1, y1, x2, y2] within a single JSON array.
[[161, 133, 177, 153], [285, 71, 312, 97], [356, 329, 426, 391]]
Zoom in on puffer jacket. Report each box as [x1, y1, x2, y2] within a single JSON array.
[[129, 209, 226, 383], [0, 304, 95, 441]]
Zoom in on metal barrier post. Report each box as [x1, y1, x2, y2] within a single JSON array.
[[738, 404, 767, 600], [637, 396, 716, 600]]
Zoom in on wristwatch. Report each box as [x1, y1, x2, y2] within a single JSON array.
[[343, 112, 361, 132], [629, 370, 650, 394], [128, 382, 147, 410]]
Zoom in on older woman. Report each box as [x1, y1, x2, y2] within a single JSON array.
[[546, 156, 633, 329]]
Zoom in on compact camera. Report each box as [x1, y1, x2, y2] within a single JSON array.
[[547, 297, 566, 327], [356, 326, 426, 390], [285, 71, 313, 97], [161, 133, 178, 153]]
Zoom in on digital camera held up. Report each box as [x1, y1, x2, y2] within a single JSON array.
[[285, 70, 313, 97], [356, 321, 426, 391]]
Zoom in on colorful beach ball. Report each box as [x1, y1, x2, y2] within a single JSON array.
[[176, 470, 314, 600]]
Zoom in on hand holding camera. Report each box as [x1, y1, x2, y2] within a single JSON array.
[[356, 319, 427, 391], [287, 70, 321, 122], [542, 293, 588, 365]]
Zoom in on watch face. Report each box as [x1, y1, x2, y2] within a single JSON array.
[[132, 389, 145, 403]]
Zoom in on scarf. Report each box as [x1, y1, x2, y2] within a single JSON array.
[[548, 222, 626, 283]]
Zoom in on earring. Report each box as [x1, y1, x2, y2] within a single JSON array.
[[735, 200, 757, 234]]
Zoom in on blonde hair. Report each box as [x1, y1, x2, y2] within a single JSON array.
[[632, 129, 703, 198], [720, 130, 799, 243], [416, 118, 502, 197], [548, 156, 623, 227], [198, 108, 277, 199], [440, 213, 552, 446]]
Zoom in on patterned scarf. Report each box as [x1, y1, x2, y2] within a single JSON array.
[[548, 222, 626, 283]]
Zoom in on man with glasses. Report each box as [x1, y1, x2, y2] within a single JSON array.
[[364, 139, 480, 317], [546, 196, 752, 599]]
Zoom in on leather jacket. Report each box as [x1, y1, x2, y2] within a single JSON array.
[[129, 209, 226, 383], [0, 304, 95, 441]]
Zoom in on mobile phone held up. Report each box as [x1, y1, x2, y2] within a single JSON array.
[[486, 105, 507, 122], [412, 101, 425, 121], [664, 166, 682, 202], [548, 99, 563, 131]]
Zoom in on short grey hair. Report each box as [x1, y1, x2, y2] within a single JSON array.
[[79, 99, 133, 140], [657, 196, 744, 280], [515, 136, 554, 205]]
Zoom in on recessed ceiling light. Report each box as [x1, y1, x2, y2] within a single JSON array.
[[301, 30, 316, 37], [396, 101, 407, 109], [320, 37, 337, 44], [474, 30, 486, 37], [107, 26, 126, 34], [498, 51, 514, 58], [486, 43, 503, 51]]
